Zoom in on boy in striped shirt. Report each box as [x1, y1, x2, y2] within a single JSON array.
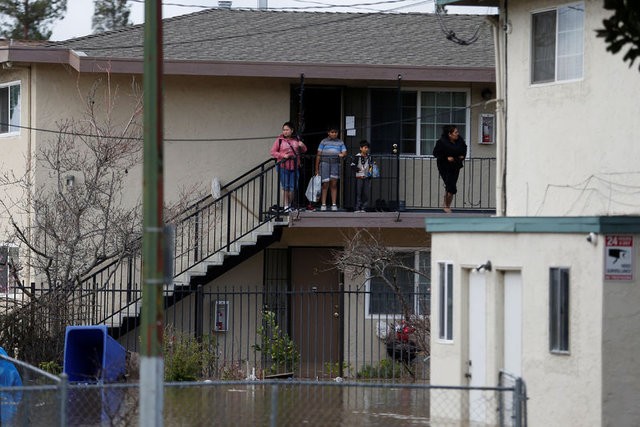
[[315, 125, 347, 211]]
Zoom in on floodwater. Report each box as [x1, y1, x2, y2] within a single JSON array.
[[164, 382, 431, 426], [15, 382, 438, 426]]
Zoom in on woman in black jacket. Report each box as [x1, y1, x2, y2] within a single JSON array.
[[432, 125, 467, 213]]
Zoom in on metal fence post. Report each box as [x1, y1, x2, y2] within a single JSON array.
[[59, 373, 68, 427], [514, 377, 524, 427], [195, 285, 204, 342], [270, 384, 279, 427]]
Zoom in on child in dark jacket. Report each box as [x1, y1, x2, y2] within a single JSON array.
[[352, 140, 372, 212]]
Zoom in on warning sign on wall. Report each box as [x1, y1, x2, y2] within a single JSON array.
[[604, 235, 634, 281]]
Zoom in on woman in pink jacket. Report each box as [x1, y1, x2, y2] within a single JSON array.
[[270, 121, 307, 211]]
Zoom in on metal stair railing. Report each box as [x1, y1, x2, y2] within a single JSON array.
[[82, 158, 283, 327]]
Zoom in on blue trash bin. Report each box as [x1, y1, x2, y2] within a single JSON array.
[[63, 325, 126, 383]]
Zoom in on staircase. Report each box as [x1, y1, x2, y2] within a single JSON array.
[[80, 158, 288, 335]]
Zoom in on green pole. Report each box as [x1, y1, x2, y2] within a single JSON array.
[[140, 0, 164, 425]]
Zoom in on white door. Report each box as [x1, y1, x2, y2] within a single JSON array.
[[503, 271, 522, 377], [468, 271, 487, 423]]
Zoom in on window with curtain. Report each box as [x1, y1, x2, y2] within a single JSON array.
[[531, 3, 584, 84]]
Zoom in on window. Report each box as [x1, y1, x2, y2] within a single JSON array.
[[419, 91, 467, 155], [531, 3, 584, 84], [367, 251, 430, 316], [370, 89, 467, 155], [0, 246, 18, 293], [549, 267, 569, 353], [438, 262, 453, 341], [0, 82, 20, 134]]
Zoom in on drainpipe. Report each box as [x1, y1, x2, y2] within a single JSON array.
[[26, 64, 32, 286], [488, 4, 507, 217]]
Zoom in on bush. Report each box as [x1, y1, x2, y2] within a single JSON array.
[[39, 360, 62, 375], [253, 310, 299, 375], [163, 327, 217, 381], [356, 359, 404, 379]]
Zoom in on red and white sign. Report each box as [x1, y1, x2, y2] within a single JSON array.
[[604, 235, 634, 281]]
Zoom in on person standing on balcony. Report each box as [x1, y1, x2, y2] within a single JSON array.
[[270, 121, 307, 211], [433, 125, 467, 213], [315, 125, 347, 211], [352, 140, 372, 212]]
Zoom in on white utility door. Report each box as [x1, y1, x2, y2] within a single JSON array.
[[468, 271, 487, 423], [503, 271, 522, 377]]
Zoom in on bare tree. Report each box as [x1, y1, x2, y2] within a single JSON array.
[[332, 228, 431, 378], [0, 74, 143, 363]]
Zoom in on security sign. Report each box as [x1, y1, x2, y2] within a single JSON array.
[[604, 235, 634, 281]]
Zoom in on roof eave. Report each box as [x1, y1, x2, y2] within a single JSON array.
[[1, 46, 495, 83]]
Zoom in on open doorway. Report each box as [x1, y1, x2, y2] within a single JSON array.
[[291, 86, 342, 208]]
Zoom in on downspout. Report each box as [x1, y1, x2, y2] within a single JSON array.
[[26, 64, 33, 286], [488, 1, 508, 217]]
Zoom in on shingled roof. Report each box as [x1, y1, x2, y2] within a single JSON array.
[[1, 9, 494, 82], [53, 9, 493, 67]]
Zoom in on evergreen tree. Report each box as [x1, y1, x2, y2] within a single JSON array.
[[92, 0, 132, 33], [0, 0, 67, 40]]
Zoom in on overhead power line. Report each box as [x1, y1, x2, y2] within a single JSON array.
[[0, 98, 495, 142]]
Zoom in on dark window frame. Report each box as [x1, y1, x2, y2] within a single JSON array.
[[549, 267, 570, 353]]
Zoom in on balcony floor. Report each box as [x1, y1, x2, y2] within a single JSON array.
[[286, 209, 494, 229]]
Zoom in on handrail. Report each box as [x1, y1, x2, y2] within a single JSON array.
[[175, 158, 278, 220]]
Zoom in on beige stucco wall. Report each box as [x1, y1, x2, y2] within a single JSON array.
[[430, 231, 605, 426], [0, 67, 33, 243], [505, 0, 640, 216], [29, 66, 288, 206]]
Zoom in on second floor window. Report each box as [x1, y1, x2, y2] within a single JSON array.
[[0, 82, 20, 135], [531, 2, 584, 84], [370, 89, 468, 155]]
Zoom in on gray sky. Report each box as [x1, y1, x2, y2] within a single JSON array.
[[51, 0, 490, 41]]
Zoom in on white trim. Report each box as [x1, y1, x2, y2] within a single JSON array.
[[0, 80, 21, 136], [530, 2, 585, 86], [415, 87, 471, 157], [436, 260, 455, 343]]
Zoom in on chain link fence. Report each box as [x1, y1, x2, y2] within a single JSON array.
[[1, 366, 526, 427]]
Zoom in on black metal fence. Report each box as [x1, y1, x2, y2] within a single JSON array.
[[1, 285, 433, 383], [112, 286, 431, 383]]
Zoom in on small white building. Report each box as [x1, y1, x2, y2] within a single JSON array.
[[429, 1, 640, 425]]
